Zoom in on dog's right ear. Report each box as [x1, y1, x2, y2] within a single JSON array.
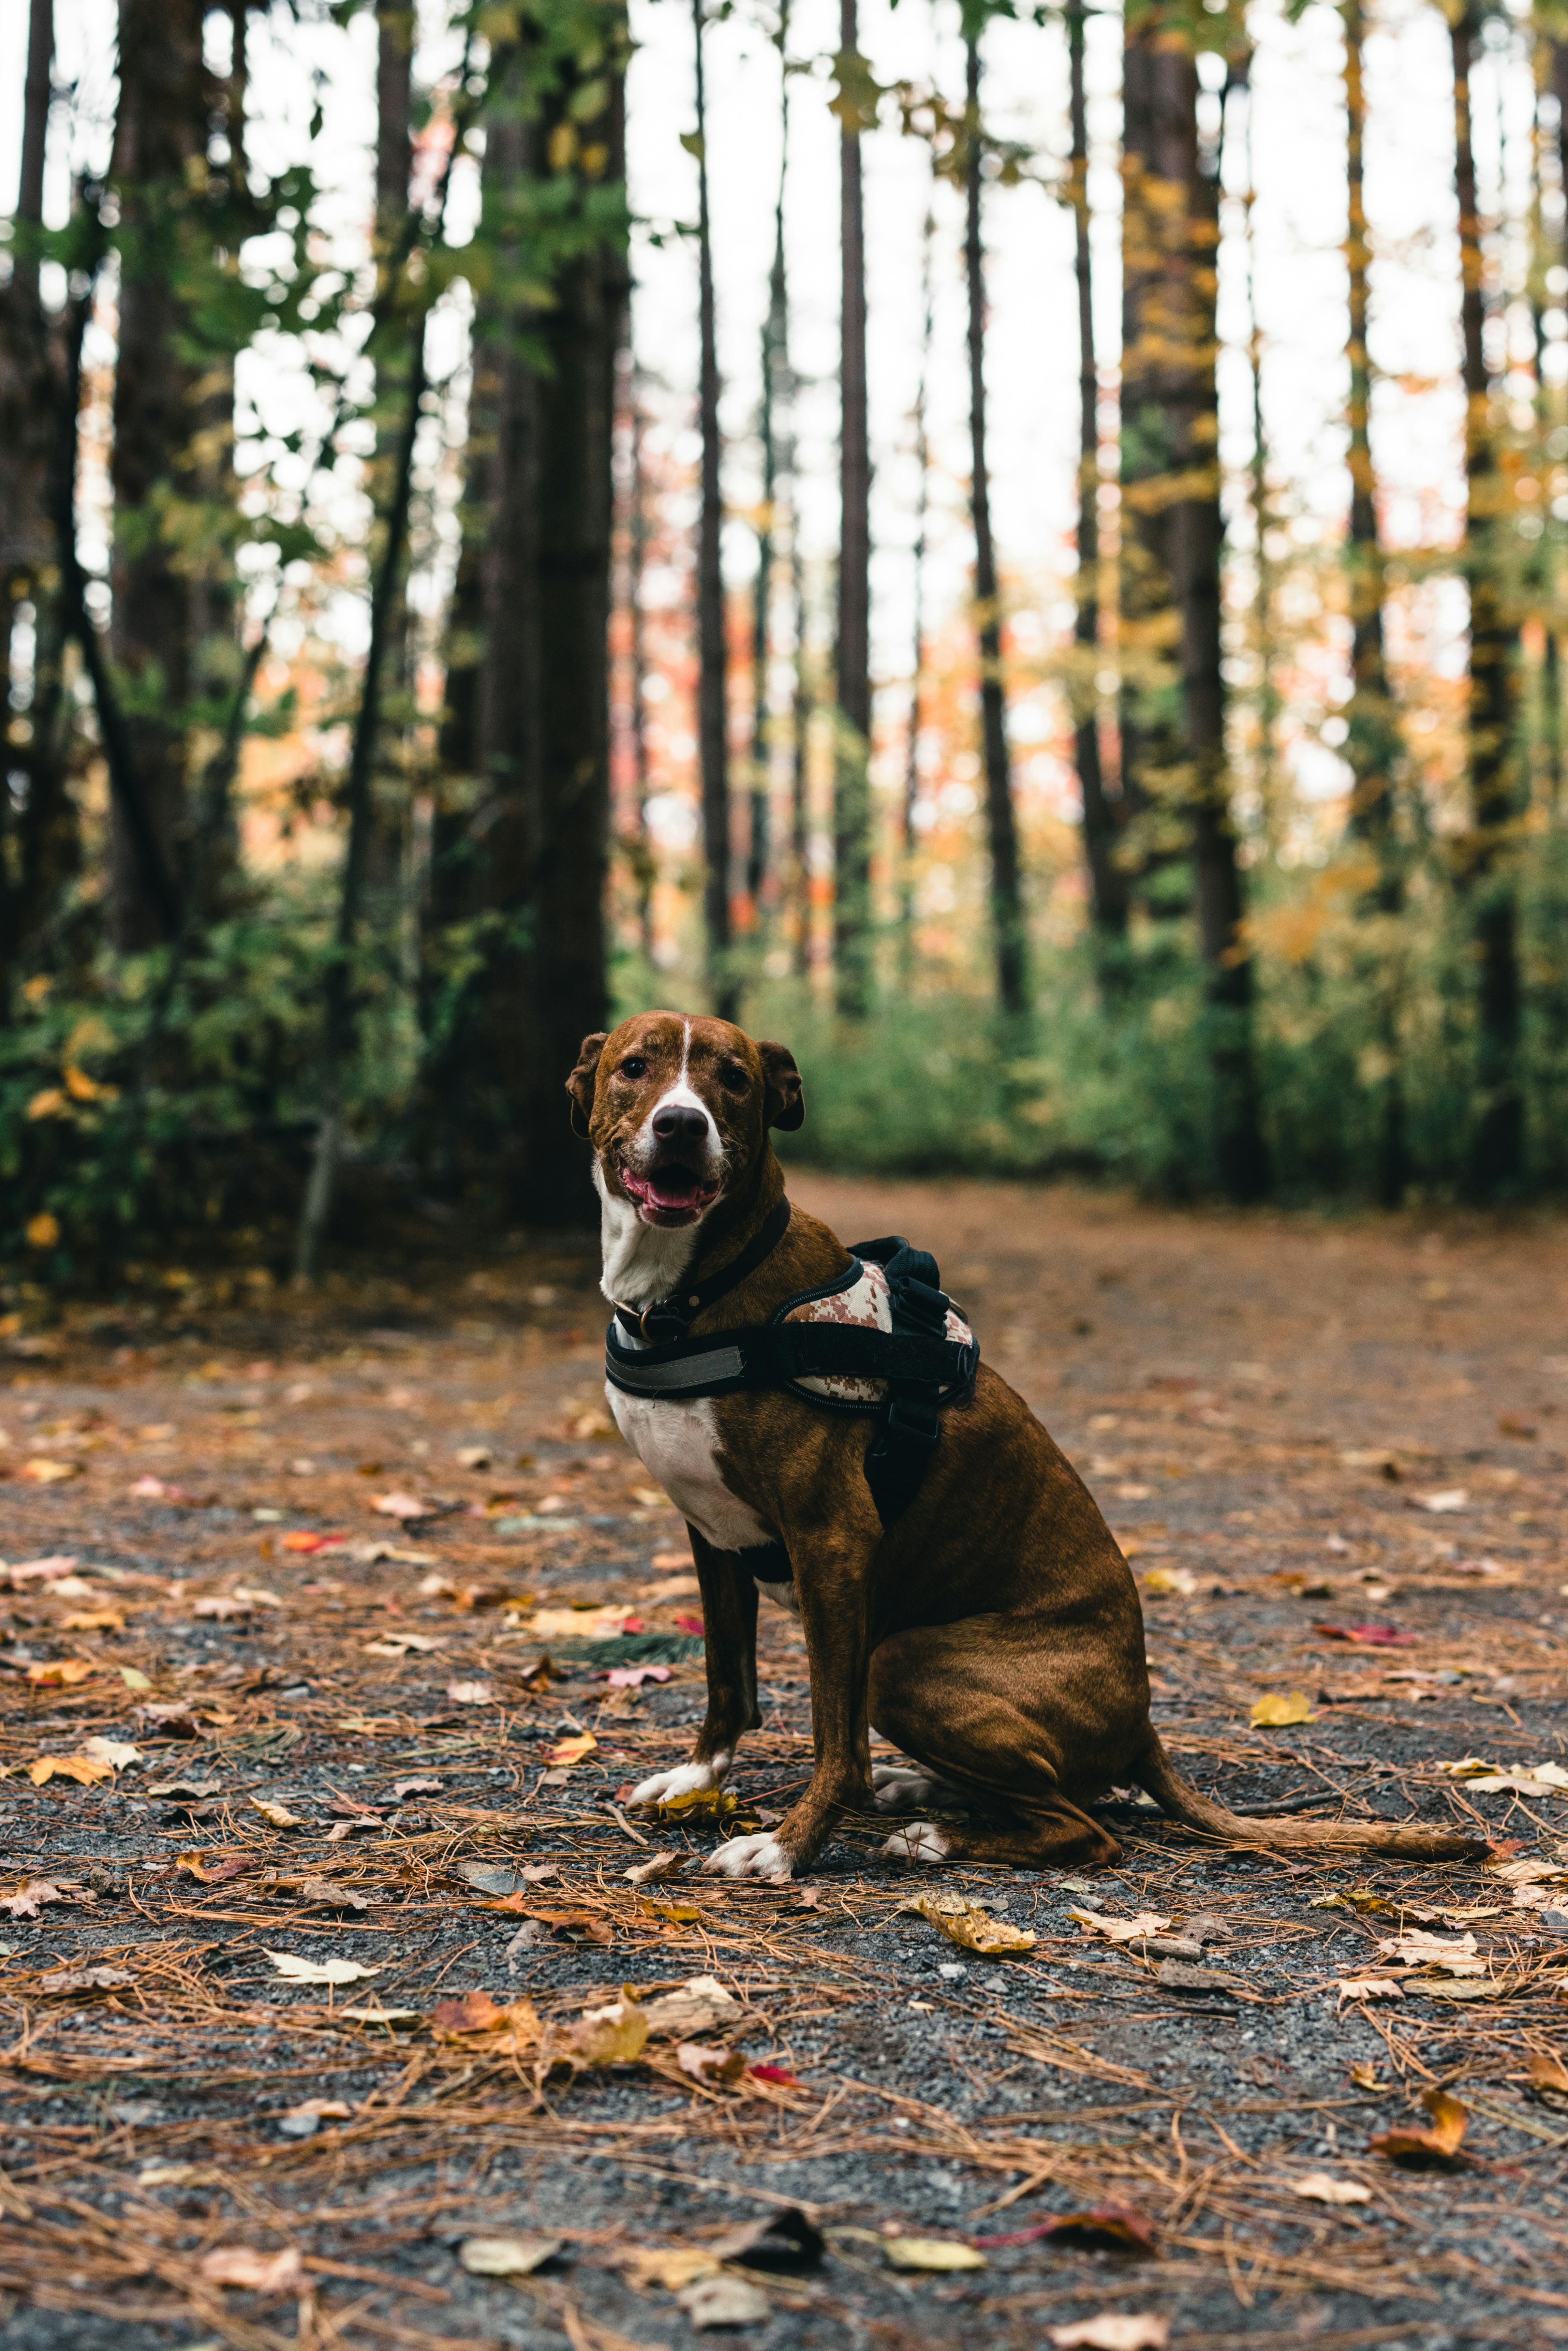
[[757, 1040, 804, 1132], [566, 1032, 608, 1139]]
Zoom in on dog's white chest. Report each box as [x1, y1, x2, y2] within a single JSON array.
[[607, 1384, 771, 1554]]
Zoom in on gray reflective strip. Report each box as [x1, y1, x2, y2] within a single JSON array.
[[610, 1345, 747, 1393]]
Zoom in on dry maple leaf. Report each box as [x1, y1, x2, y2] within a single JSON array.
[[1370, 2087, 1469, 2165], [1337, 1977, 1405, 2007], [28, 1752, 115, 1787], [25, 1658, 95, 1686], [901, 1893, 1036, 1956], [1, 1880, 67, 1918], [544, 1730, 598, 1767], [199, 2246, 304, 2294], [1250, 1690, 1315, 1726]]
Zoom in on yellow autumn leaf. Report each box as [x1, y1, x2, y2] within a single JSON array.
[[28, 1752, 114, 1787], [882, 2236, 987, 2272], [24, 1213, 60, 1250], [544, 1731, 598, 1767], [25, 1658, 95, 1686], [64, 1064, 117, 1103], [25, 1088, 70, 1120], [1251, 1690, 1316, 1726], [901, 1894, 1035, 1956], [21, 1458, 81, 1483]]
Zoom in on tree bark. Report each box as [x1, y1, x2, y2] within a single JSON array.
[[1068, 0, 1127, 952], [627, 376, 655, 958], [900, 195, 934, 981], [1453, 6, 1524, 1194], [423, 33, 624, 1228], [834, 0, 871, 1017], [965, 36, 1026, 1021], [1342, 0, 1406, 1206], [692, 0, 733, 1019], [108, 0, 210, 948], [1121, 4, 1267, 1200], [0, 0, 58, 1019], [745, 5, 792, 933], [364, 0, 416, 912]]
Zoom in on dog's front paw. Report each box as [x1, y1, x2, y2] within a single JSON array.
[[703, 1831, 795, 1881], [629, 1753, 732, 1807], [881, 1820, 952, 1864]]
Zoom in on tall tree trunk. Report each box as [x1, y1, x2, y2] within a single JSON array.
[[1342, 0, 1406, 1206], [745, 3, 792, 936], [833, 0, 871, 1017], [1121, 3, 1267, 1199], [422, 36, 624, 1228], [1453, 5, 1524, 1193], [628, 376, 655, 959], [0, 0, 58, 1019], [108, 0, 209, 948], [900, 195, 934, 982], [788, 505, 812, 978], [692, 0, 733, 1019], [364, 0, 415, 913], [965, 35, 1026, 1021], [1068, 0, 1127, 955]]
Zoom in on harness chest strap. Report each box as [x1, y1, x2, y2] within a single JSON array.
[[604, 1215, 978, 1532]]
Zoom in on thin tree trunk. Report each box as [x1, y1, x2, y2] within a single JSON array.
[[628, 377, 655, 959], [745, 3, 792, 935], [108, 0, 209, 949], [0, 0, 57, 1019], [1453, 5, 1524, 1192], [965, 35, 1026, 1021], [692, 0, 733, 1019], [789, 513, 812, 978], [1342, 0, 1406, 1206], [1234, 52, 1279, 824], [1068, 0, 1127, 956], [1121, 3, 1267, 1200], [834, 0, 871, 1017], [900, 195, 934, 983], [364, 0, 415, 912]]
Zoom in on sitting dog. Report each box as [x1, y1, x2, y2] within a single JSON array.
[[569, 1010, 1482, 1881]]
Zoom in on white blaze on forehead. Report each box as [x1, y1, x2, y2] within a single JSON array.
[[632, 1016, 721, 1166]]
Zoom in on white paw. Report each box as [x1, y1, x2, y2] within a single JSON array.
[[629, 1752, 731, 1807], [881, 1821, 951, 1865], [704, 1832, 795, 1881], [872, 1765, 942, 1813]]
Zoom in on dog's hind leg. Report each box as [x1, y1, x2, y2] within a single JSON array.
[[868, 1618, 1127, 1870]]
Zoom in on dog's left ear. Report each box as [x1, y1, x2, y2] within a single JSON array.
[[757, 1040, 804, 1132], [566, 1032, 609, 1139]]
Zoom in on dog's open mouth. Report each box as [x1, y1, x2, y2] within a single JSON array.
[[620, 1162, 721, 1227]]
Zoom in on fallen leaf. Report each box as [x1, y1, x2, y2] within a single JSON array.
[[25, 1658, 95, 1686], [675, 2040, 748, 2087], [644, 1785, 738, 1822], [447, 1679, 496, 1705], [81, 1737, 140, 1770], [1414, 1488, 1469, 1512], [61, 1607, 125, 1632], [37, 1965, 132, 1994], [1294, 2171, 1371, 2206], [1068, 1908, 1172, 1946], [707, 2208, 823, 2271], [118, 1666, 152, 1692], [882, 2235, 986, 2272], [1155, 1958, 1234, 1993], [674, 1613, 705, 1636], [1529, 2049, 1568, 2092], [1, 1880, 67, 1918], [900, 1893, 1035, 1955], [20, 1458, 81, 1483], [192, 1595, 248, 1620], [603, 1664, 672, 1687], [544, 1731, 598, 1767], [456, 1445, 494, 1470], [339, 2004, 422, 2028], [1315, 1622, 1417, 1647], [176, 1851, 252, 1884], [392, 1776, 444, 1800], [132, 1701, 198, 1736], [623, 2245, 721, 2290], [281, 1530, 340, 1554], [1251, 1690, 1315, 1726], [452, 1861, 536, 1898], [1371, 2087, 1469, 2165], [199, 2246, 303, 2294], [1048, 2319, 1169, 2351], [292, 1879, 370, 1911], [459, 2234, 562, 2276], [1374, 1929, 1484, 1976], [748, 2061, 797, 2086], [560, 1994, 649, 2068], [676, 2275, 770, 2327], [625, 1850, 687, 1886], [7, 1555, 80, 1583], [431, 1989, 542, 2046], [28, 1752, 114, 1786], [1337, 1978, 1405, 2006], [252, 1798, 306, 1829], [1143, 1567, 1198, 1596], [265, 1951, 381, 1985], [371, 1491, 430, 1519], [362, 1630, 443, 1656]]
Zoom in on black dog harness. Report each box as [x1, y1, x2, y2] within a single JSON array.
[[603, 1199, 978, 1533]]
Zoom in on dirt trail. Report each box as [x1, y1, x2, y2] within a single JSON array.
[[2, 1177, 1566, 2351]]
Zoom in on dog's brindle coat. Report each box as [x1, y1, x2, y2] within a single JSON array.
[[570, 1012, 1482, 1881]]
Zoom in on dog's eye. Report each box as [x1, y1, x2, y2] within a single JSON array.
[[717, 1064, 748, 1095], [619, 1056, 648, 1080]]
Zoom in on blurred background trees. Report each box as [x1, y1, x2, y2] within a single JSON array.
[[3, 0, 1568, 1289]]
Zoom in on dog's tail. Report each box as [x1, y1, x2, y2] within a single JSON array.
[[1133, 1733, 1487, 1862]]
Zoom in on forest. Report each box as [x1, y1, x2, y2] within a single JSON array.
[[2, 0, 1567, 1287]]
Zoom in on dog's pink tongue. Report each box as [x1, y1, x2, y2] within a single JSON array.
[[648, 1170, 698, 1208]]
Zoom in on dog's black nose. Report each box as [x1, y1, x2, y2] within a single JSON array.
[[651, 1102, 709, 1149]]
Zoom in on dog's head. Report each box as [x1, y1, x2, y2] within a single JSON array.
[[567, 1012, 803, 1230]]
